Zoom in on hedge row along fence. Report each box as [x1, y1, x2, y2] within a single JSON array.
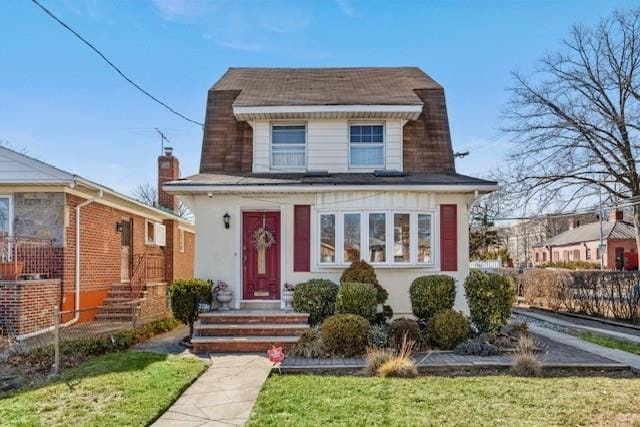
[[501, 269, 640, 323]]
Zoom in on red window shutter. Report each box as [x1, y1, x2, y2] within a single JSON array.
[[294, 205, 311, 272], [440, 204, 458, 271]]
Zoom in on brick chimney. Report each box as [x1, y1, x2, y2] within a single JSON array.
[[158, 147, 179, 212], [609, 209, 624, 221]]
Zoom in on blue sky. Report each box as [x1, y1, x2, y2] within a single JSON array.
[[0, 0, 637, 195]]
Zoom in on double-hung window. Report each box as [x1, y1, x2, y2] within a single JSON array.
[[349, 124, 384, 168], [271, 124, 306, 169]]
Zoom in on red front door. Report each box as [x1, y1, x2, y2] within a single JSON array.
[[243, 211, 280, 300]]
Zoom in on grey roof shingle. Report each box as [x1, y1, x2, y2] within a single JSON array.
[[211, 67, 441, 107], [166, 172, 497, 187], [534, 220, 636, 247]]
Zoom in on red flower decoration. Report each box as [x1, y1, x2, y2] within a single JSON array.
[[267, 345, 285, 364]]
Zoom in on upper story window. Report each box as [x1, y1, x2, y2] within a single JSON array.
[[349, 123, 384, 168], [271, 124, 306, 169]]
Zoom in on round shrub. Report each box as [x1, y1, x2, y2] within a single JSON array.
[[464, 269, 515, 332], [336, 282, 378, 322], [409, 275, 456, 321], [340, 260, 388, 304], [169, 279, 213, 338], [292, 279, 339, 325], [388, 318, 421, 347], [321, 314, 371, 357], [426, 309, 470, 350]]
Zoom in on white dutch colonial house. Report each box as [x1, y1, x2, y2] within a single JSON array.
[[165, 67, 496, 316]]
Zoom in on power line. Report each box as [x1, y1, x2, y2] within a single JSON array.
[[30, 0, 204, 129]]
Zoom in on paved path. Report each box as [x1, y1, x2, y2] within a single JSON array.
[[133, 325, 192, 355], [514, 308, 640, 345], [529, 325, 640, 372], [152, 354, 272, 427]]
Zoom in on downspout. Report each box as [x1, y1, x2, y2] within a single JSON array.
[[62, 190, 103, 326]]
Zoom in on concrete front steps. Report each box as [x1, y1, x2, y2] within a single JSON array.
[[191, 309, 310, 353]]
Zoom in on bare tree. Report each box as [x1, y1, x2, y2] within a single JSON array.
[[132, 182, 191, 219], [503, 8, 640, 251]]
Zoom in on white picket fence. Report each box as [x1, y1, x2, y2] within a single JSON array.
[[469, 258, 502, 270]]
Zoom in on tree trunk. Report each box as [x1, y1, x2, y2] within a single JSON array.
[[633, 204, 640, 269]]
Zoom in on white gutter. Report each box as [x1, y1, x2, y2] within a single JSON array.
[[164, 183, 498, 194], [62, 190, 103, 327]]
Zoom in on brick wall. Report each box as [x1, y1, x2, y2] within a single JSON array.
[[0, 279, 61, 337], [164, 219, 195, 283], [158, 150, 179, 212], [138, 282, 170, 322]]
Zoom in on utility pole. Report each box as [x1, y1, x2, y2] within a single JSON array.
[[599, 185, 605, 271]]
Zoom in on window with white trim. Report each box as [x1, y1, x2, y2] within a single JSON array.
[[317, 210, 434, 267], [145, 220, 166, 247], [271, 124, 306, 168], [349, 124, 384, 167], [0, 196, 12, 237], [319, 213, 336, 264]]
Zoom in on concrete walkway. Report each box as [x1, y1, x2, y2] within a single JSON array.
[[152, 354, 272, 427], [515, 308, 640, 345], [529, 324, 640, 372]]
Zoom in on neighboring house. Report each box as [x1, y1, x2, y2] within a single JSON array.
[[165, 67, 497, 317], [0, 146, 194, 339], [532, 210, 638, 270], [499, 213, 598, 267]]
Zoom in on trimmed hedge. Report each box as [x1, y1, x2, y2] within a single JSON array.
[[340, 260, 388, 304], [336, 282, 378, 322], [409, 275, 456, 321], [426, 309, 470, 350], [464, 269, 515, 332], [292, 279, 339, 325], [321, 314, 371, 357], [388, 318, 421, 347], [169, 279, 213, 338]]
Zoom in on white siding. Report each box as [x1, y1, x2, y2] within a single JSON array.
[[252, 119, 404, 173], [0, 148, 73, 183]]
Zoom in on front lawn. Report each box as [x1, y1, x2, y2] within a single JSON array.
[[0, 351, 206, 427], [578, 331, 640, 356], [249, 375, 640, 426]]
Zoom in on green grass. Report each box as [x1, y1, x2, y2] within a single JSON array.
[[0, 351, 207, 427], [578, 331, 640, 355], [248, 375, 640, 426]]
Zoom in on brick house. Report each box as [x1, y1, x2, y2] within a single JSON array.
[[531, 210, 638, 270], [165, 67, 497, 319], [0, 146, 194, 339]]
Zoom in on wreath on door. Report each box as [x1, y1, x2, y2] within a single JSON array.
[[251, 215, 276, 251]]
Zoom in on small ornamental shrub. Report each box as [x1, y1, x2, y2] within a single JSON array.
[[388, 318, 421, 348], [340, 260, 388, 304], [511, 336, 542, 377], [169, 279, 213, 338], [369, 323, 390, 348], [375, 304, 394, 325], [292, 279, 339, 325], [409, 275, 456, 321], [464, 269, 515, 332], [290, 327, 324, 358], [426, 309, 470, 350], [454, 339, 500, 356], [321, 314, 371, 357], [336, 282, 378, 322]]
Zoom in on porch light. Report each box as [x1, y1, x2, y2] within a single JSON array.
[[115, 221, 124, 233], [223, 212, 231, 229]]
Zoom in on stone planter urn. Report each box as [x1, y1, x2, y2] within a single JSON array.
[[282, 290, 294, 310], [216, 290, 233, 311]]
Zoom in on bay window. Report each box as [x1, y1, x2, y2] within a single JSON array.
[[271, 124, 306, 168], [349, 123, 384, 168], [319, 214, 336, 264], [316, 210, 434, 267], [368, 213, 386, 263]]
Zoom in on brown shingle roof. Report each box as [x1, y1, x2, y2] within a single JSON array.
[[533, 220, 636, 247], [212, 67, 441, 107]]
